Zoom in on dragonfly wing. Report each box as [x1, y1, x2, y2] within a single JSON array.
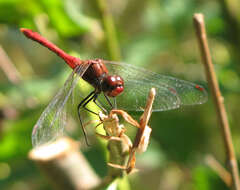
[[114, 79, 180, 111], [103, 61, 207, 111], [32, 64, 90, 147]]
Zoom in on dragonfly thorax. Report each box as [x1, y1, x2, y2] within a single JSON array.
[[82, 59, 108, 90], [82, 59, 124, 97]]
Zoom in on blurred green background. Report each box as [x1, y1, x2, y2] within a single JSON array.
[[0, 0, 240, 189]]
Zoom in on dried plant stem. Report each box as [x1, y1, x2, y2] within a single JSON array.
[[95, 88, 156, 189], [0, 45, 22, 84], [131, 88, 155, 154], [193, 13, 240, 190], [205, 155, 232, 187], [96, 0, 121, 61], [126, 88, 155, 173], [29, 138, 100, 190], [94, 140, 130, 190]]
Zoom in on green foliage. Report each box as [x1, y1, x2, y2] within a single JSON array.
[[193, 166, 227, 190], [0, 0, 94, 37]]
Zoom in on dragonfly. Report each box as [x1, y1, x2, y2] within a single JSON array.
[[21, 28, 208, 147]]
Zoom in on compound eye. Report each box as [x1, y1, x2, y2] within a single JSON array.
[[109, 85, 124, 97], [104, 75, 124, 97], [108, 76, 117, 85]]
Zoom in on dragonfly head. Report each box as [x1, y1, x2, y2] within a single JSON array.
[[102, 75, 124, 97]]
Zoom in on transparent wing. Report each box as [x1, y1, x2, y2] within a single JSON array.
[[103, 61, 208, 111], [32, 63, 90, 147]]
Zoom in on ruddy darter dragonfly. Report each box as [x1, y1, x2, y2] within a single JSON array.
[[21, 28, 208, 147]]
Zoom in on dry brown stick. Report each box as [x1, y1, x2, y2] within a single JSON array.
[[205, 155, 232, 187], [134, 88, 156, 151], [29, 137, 100, 190], [193, 13, 240, 190], [126, 88, 155, 173], [0, 45, 22, 84]]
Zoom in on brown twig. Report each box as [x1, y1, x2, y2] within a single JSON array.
[[126, 88, 155, 173], [94, 88, 156, 189], [29, 137, 100, 190], [0, 45, 22, 84], [137, 88, 156, 149], [205, 155, 232, 187], [93, 111, 131, 190], [193, 13, 240, 190]]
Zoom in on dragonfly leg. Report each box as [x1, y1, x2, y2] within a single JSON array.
[[82, 94, 99, 116], [93, 96, 107, 114], [103, 93, 113, 109], [78, 91, 109, 145], [77, 91, 96, 146], [77, 91, 116, 145]]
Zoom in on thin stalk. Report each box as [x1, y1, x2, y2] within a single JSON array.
[[96, 0, 121, 61], [0, 45, 22, 84], [205, 155, 232, 187], [193, 13, 240, 190]]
